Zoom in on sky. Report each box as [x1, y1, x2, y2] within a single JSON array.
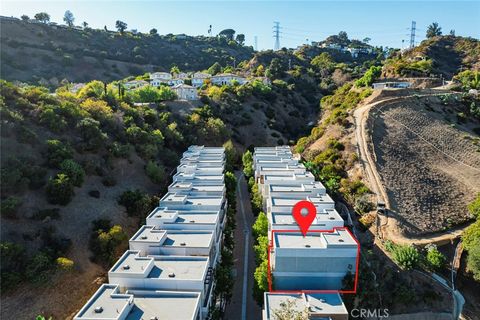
[[1, 1, 479, 50]]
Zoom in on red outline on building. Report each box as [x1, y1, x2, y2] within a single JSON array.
[[267, 226, 360, 294]]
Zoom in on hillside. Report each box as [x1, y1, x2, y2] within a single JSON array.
[[0, 17, 254, 84], [382, 35, 480, 78]]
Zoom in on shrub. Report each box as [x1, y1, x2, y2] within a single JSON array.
[[118, 189, 154, 217], [253, 212, 268, 239], [89, 221, 127, 265], [26, 252, 54, 283], [0, 241, 26, 291], [468, 193, 480, 219], [392, 244, 419, 270], [253, 259, 269, 303], [46, 173, 74, 205], [145, 161, 165, 184], [242, 150, 254, 178], [250, 183, 263, 215], [355, 66, 382, 87], [359, 213, 376, 230], [56, 257, 74, 271], [46, 139, 73, 168], [60, 159, 85, 187], [425, 245, 446, 271], [1, 197, 22, 218]]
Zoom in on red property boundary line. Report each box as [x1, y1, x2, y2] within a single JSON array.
[[267, 227, 360, 294]]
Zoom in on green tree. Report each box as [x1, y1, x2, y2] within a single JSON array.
[[265, 58, 285, 79], [115, 20, 127, 34], [158, 86, 177, 100], [272, 299, 308, 320], [34, 12, 50, 23], [311, 52, 335, 73], [76, 80, 105, 98], [145, 161, 165, 184], [207, 62, 222, 75], [76, 117, 107, 151], [63, 10, 74, 27], [355, 66, 382, 87], [235, 34, 245, 45], [426, 22, 442, 38], [219, 29, 236, 41], [46, 173, 74, 205], [426, 245, 446, 271], [1, 197, 22, 218], [223, 140, 238, 171], [149, 28, 158, 35], [170, 65, 181, 75], [242, 150, 254, 178], [56, 257, 74, 271], [253, 212, 268, 239], [21, 15, 29, 21], [466, 239, 480, 281], [254, 259, 269, 303], [60, 159, 85, 187], [46, 139, 73, 168]]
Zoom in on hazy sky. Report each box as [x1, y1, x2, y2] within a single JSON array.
[[1, 1, 479, 50]]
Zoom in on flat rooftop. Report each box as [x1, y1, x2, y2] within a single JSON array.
[[126, 290, 200, 320], [130, 226, 214, 248], [274, 229, 357, 249], [262, 172, 315, 182], [270, 208, 342, 225], [169, 181, 224, 193], [159, 193, 223, 207], [269, 194, 334, 207], [264, 292, 348, 319], [74, 284, 201, 320], [147, 207, 220, 225], [267, 182, 325, 193], [110, 251, 208, 280], [173, 171, 224, 181]]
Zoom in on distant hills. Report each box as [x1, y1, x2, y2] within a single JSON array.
[[383, 35, 480, 78], [0, 17, 254, 84]]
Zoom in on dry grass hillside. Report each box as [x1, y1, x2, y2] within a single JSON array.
[[368, 93, 480, 236]]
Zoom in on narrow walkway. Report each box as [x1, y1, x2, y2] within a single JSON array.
[[224, 172, 261, 320]]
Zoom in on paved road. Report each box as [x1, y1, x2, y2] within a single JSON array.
[[224, 172, 261, 320]]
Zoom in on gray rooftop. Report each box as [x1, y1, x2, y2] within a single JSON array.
[[274, 229, 357, 249], [264, 292, 348, 319]]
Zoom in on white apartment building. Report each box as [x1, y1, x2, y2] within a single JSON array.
[[74, 284, 202, 320], [270, 229, 358, 291], [108, 251, 215, 315], [129, 227, 218, 264], [172, 84, 198, 100], [192, 72, 211, 88], [77, 146, 226, 320], [150, 72, 172, 86], [124, 79, 148, 90], [263, 292, 348, 320], [210, 73, 247, 86]]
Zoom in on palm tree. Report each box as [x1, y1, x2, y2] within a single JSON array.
[[426, 22, 442, 38]]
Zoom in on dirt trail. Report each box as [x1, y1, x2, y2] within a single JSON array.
[[353, 90, 474, 245]]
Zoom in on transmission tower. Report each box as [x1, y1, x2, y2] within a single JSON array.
[[254, 36, 258, 51], [273, 21, 281, 50], [409, 21, 416, 48]]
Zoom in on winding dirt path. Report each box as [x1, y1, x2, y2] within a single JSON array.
[[353, 91, 470, 245]]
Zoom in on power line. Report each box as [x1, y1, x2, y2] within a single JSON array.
[[273, 21, 281, 50]]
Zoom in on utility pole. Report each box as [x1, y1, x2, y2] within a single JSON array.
[[288, 58, 291, 70], [409, 21, 416, 48], [254, 36, 258, 51], [273, 21, 281, 50]]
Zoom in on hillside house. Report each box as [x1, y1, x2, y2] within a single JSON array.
[[176, 72, 189, 79], [150, 72, 172, 86], [124, 79, 149, 90], [192, 72, 211, 87], [211, 73, 247, 86], [172, 84, 198, 100]]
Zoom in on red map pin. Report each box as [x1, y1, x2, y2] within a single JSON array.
[[292, 200, 317, 236]]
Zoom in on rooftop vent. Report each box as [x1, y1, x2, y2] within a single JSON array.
[[305, 244, 311, 248], [180, 242, 186, 246], [94, 306, 103, 313], [140, 235, 148, 240], [122, 264, 130, 270], [190, 220, 195, 223], [329, 217, 335, 220], [168, 272, 176, 278], [151, 317, 159, 320], [338, 239, 345, 242]]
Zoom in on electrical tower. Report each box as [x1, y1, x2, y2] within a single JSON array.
[[254, 36, 258, 51], [409, 21, 416, 48], [273, 21, 281, 50]]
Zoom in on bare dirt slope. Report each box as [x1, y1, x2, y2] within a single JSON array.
[[368, 94, 480, 236]]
